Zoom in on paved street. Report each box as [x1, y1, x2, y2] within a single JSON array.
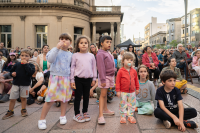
[[0, 80, 200, 133]]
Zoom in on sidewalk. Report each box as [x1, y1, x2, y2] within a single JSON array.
[[0, 94, 200, 133]]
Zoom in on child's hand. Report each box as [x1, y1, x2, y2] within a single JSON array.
[[21, 60, 28, 64], [37, 90, 42, 96], [71, 83, 76, 89], [101, 83, 106, 87], [12, 72, 16, 77], [57, 41, 64, 49], [116, 92, 121, 98], [91, 81, 95, 86], [136, 90, 139, 95], [178, 122, 186, 132], [90, 89, 94, 97], [173, 117, 181, 126]]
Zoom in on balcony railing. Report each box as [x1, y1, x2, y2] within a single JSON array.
[[35, 0, 48, 3], [90, 6, 121, 13], [181, 34, 185, 38], [74, 0, 84, 7], [0, 0, 11, 2]]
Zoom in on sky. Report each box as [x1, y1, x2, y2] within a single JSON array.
[[95, 0, 200, 40]]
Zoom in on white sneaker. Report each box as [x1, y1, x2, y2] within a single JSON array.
[[38, 119, 47, 130], [163, 120, 171, 129], [37, 96, 43, 102], [60, 116, 67, 125]]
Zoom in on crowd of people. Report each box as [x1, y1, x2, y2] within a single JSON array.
[[0, 35, 200, 132]]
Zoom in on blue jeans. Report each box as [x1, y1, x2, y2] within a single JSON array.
[[158, 63, 163, 71], [176, 62, 186, 77]]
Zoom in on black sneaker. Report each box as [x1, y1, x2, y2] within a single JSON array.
[[0, 94, 10, 103], [184, 120, 198, 128], [56, 101, 60, 107], [0, 94, 3, 100], [68, 98, 74, 105]]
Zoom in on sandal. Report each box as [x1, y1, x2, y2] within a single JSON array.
[[128, 116, 136, 124], [73, 114, 85, 123], [83, 112, 91, 122], [181, 89, 188, 94], [120, 117, 126, 124]]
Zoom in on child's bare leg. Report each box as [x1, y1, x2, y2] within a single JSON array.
[[99, 88, 107, 118], [180, 84, 187, 93], [9, 99, 16, 111], [0, 82, 4, 94], [40, 102, 54, 120], [60, 101, 67, 117], [20, 97, 27, 109], [103, 93, 108, 111]]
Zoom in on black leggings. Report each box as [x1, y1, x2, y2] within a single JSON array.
[[148, 68, 160, 80], [154, 108, 197, 125], [74, 77, 92, 115]]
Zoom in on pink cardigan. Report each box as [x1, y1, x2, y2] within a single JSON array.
[[192, 56, 200, 68], [142, 52, 159, 67]]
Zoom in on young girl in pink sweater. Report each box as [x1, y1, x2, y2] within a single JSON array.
[[70, 35, 97, 123]]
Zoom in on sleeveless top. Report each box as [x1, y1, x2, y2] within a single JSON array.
[[38, 54, 50, 71]]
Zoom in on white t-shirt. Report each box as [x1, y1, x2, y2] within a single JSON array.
[[0, 60, 5, 71]]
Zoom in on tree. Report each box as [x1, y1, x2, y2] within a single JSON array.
[[155, 44, 165, 49], [169, 40, 178, 48]]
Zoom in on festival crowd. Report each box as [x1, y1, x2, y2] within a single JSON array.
[[0, 35, 200, 132]]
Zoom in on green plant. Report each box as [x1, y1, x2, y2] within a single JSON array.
[[155, 44, 165, 49], [169, 40, 178, 48]]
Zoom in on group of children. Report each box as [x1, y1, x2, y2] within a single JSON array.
[[1, 33, 198, 132]]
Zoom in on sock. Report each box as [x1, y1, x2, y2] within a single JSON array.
[[21, 108, 26, 110]]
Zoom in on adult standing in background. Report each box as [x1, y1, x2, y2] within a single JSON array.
[[0, 42, 9, 58], [36, 45, 50, 72], [127, 44, 138, 68]]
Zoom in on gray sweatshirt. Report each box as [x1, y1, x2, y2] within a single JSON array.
[[172, 50, 187, 64], [136, 80, 157, 109]]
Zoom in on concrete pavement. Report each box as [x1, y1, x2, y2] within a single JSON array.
[[0, 93, 200, 133]]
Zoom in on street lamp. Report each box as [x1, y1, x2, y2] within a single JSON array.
[[184, 0, 188, 48]]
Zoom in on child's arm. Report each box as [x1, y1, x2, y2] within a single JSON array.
[[10, 63, 17, 77], [46, 47, 60, 63], [150, 82, 157, 109], [30, 76, 44, 93], [134, 71, 140, 95], [92, 55, 97, 82], [96, 54, 106, 86], [115, 70, 121, 97], [37, 85, 47, 96], [70, 54, 76, 83], [177, 100, 186, 131], [158, 100, 181, 126]]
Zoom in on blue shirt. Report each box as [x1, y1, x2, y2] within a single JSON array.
[[158, 54, 164, 61], [114, 59, 117, 68], [46, 47, 72, 77]]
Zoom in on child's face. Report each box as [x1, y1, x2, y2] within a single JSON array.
[[10, 55, 16, 60], [78, 38, 89, 52], [20, 52, 30, 61], [101, 39, 112, 51], [169, 58, 176, 67], [196, 51, 200, 58], [139, 67, 148, 79], [123, 58, 133, 68], [162, 78, 176, 90], [59, 38, 71, 49]]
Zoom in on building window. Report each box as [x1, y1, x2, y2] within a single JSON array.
[[183, 29, 184, 34], [182, 19, 184, 24], [187, 28, 188, 33], [0, 0, 11, 2], [74, 27, 83, 46], [0, 25, 12, 48], [193, 14, 199, 18], [35, 0, 48, 3], [36, 26, 48, 48]]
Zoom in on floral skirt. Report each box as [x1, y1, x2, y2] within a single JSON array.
[[45, 75, 72, 103]]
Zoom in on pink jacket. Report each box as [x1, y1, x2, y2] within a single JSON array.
[[192, 56, 200, 68], [142, 52, 159, 67]]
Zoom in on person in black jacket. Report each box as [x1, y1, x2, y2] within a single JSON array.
[[127, 44, 138, 68], [2, 49, 35, 120]]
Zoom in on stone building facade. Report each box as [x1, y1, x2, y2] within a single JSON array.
[[0, 0, 123, 51]]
